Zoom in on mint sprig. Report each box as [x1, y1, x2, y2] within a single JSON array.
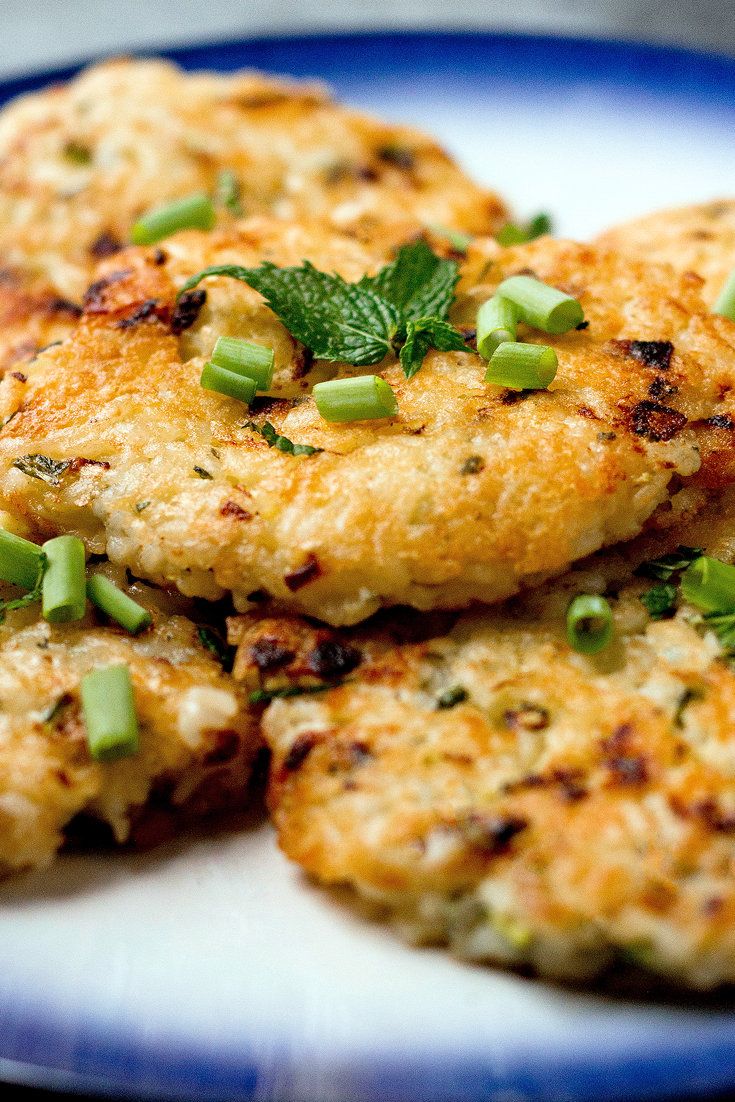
[[400, 317, 470, 380], [179, 240, 469, 377], [358, 238, 460, 324]]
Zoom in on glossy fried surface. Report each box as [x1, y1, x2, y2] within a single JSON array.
[[598, 199, 735, 306], [259, 491, 735, 988], [0, 57, 506, 301], [0, 222, 726, 624], [0, 563, 259, 874]]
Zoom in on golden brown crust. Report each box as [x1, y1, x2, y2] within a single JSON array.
[[597, 199, 735, 306], [0, 57, 506, 300], [0, 224, 725, 624], [259, 491, 735, 987], [0, 564, 260, 874]]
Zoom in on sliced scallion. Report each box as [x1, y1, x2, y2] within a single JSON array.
[[87, 575, 152, 635], [0, 528, 44, 589], [131, 193, 215, 246], [713, 267, 735, 322], [313, 375, 398, 422], [485, 341, 557, 390], [200, 362, 257, 405], [211, 337, 274, 391], [681, 555, 735, 613], [496, 275, 584, 334], [476, 295, 518, 360], [41, 535, 86, 623], [80, 664, 139, 762], [566, 594, 613, 655]]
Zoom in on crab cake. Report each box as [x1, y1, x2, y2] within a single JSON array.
[[0, 221, 730, 625], [0, 561, 260, 875], [598, 199, 735, 306], [0, 56, 506, 302], [258, 489, 735, 989]]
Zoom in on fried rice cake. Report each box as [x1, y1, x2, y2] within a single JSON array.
[[257, 488, 735, 990], [0, 220, 730, 625], [0, 56, 506, 302], [0, 556, 260, 876], [598, 199, 735, 306]]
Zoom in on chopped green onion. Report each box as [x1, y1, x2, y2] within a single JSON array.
[[495, 224, 527, 247], [485, 341, 558, 390], [681, 555, 735, 613], [200, 362, 257, 405], [0, 528, 44, 589], [87, 575, 152, 635], [713, 267, 735, 321], [313, 375, 398, 423], [80, 665, 139, 762], [496, 275, 584, 334], [41, 535, 86, 623], [496, 212, 553, 247], [131, 193, 215, 246], [476, 295, 518, 359], [566, 594, 613, 655], [211, 337, 274, 391]]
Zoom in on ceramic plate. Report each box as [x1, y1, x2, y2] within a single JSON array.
[[1, 31, 735, 1102]]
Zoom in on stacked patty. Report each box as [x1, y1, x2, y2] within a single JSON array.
[[4, 57, 735, 992], [0, 226, 724, 624], [0, 57, 507, 301]]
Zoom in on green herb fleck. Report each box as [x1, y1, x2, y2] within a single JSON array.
[[249, 681, 340, 705], [41, 693, 72, 725], [12, 454, 71, 486], [197, 626, 234, 672], [674, 687, 704, 727], [193, 466, 213, 479], [243, 420, 322, 456], [461, 455, 485, 475], [436, 685, 468, 709], [134, 500, 151, 513], [635, 545, 703, 581], [640, 582, 678, 620], [63, 141, 92, 165], [216, 169, 243, 215]]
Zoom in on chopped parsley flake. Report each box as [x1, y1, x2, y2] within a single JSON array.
[[635, 545, 703, 581], [243, 420, 322, 456], [640, 582, 678, 620]]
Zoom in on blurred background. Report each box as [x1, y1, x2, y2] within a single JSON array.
[[0, 0, 732, 78]]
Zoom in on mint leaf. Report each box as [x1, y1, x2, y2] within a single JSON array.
[[399, 317, 470, 380], [640, 582, 677, 620], [180, 262, 400, 366], [635, 546, 703, 581], [179, 240, 463, 379], [360, 239, 459, 324]]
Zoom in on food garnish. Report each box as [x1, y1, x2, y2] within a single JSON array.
[[80, 664, 140, 762]]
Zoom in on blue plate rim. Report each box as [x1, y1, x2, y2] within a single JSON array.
[[1, 27, 735, 1102]]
